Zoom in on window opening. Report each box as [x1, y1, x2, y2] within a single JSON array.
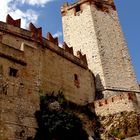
[[95, 2, 103, 10], [76, 5, 81, 13], [9, 67, 18, 77], [0, 35, 2, 42], [0, 64, 3, 75], [74, 74, 78, 81], [74, 74, 80, 88]]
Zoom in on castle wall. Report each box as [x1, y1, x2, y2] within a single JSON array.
[[61, 0, 139, 98], [0, 20, 95, 105], [20, 42, 95, 105], [0, 44, 39, 140], [94, 92, 138, 116], [39, 46, 95, 104], [124, 135, 140, 140], [0, 20, 95, 139], [0, 1, 139, 139]]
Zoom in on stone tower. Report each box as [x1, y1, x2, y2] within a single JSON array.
[[61, 0, 139, 99]]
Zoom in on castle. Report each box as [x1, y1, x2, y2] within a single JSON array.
[[0, 0, 140, 140]]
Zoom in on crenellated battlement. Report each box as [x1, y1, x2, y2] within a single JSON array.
[[94, 92, 137, 108], [29, 22, 42, 41], [93, 92, 138, 116], [0, 15, 88, 68], [77, 51, 87, 64], [62, 42, 74, 55], [61, 0, 116, 16], [46, 32, 59, 46], [6, 14, 21, 28]]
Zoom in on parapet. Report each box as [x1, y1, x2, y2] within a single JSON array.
[[0, 15, 88, 69], [61, 0, 116, 16], [93, 92, 139, 116], [94, 92, 137, 108]]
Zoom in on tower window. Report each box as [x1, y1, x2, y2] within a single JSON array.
[[75, 5, 81, 13], [95, 2, 103, 10], [9, 67, 18, 77]]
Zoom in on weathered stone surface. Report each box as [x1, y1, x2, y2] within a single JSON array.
[[0, 0, 140, 140], [124, 135, 140, 140], [0, 14, 95, 139], [62, 0, 139, 98], [94, 92, 139, 116], [98, 111, 140, 140], [61, 1, 140, 139]]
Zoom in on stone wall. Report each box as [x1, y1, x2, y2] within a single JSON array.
[[23, 42, 95, 104], [94, 92, 138, 116], [98, 111, 140, 139], [0, 19, 95, 140], [124, 135, 140, 140], [0, 1, 139, 139], [61, 0, 139, 98], [0, 19, 95, 105], [0, 44, 39, 140]]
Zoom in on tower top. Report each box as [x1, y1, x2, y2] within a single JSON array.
[[61, 0, 116, 16]]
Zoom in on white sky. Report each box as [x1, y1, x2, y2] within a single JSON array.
[[0, 0, 55, 28]]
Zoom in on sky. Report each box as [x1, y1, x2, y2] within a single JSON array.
[[0, 0, 139, 83]]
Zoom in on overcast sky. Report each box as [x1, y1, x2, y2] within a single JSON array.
[[0, 0, 139, 83]]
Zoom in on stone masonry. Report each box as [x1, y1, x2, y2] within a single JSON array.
[[94, 92, 139, 116], [0, 16, 95, 140], [0, 0, 140, 140], [61, 0, 140, 99], [61, 0, 140, 139]]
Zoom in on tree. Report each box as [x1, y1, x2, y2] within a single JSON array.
[[34, 93, 88, 140]]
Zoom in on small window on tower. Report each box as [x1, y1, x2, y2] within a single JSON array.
[[95, 2, 103, 10], [9, 67, 18, 77], [76, 5, 81, 13]]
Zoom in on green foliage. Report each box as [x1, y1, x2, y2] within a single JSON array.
[[110, 128, 119, 137], [34, 92, 90, 140]]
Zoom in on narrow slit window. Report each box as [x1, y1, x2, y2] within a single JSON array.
[[74, 74, 78, 81], [9, 67, 18, 77], [0, 35, 2, 42], [74, 74, 80, 88], [0, 64, 3, 75]]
